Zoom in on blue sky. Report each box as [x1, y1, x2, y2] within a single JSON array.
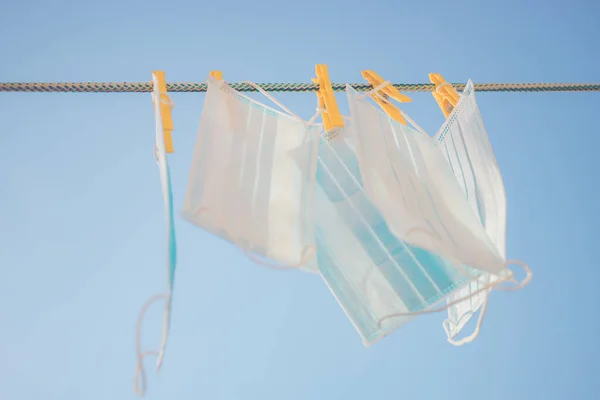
[[1, 0, 599, 399]]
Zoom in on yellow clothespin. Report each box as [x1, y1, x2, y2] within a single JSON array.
[[152, 71, 174, 153], [361, 70, 412, 125], [429, 73, 460, 118], [312, 64, 344, 131], [210, 70, 223, 80]]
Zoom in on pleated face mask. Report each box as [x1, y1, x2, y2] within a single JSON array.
[[434, 80, 506, 344], [346, 85, 506, 277], [182, 76, 320, 269], [310, 125, 472, 345], [345, 83, 531, 343]]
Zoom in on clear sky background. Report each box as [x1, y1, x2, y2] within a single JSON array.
[[1, 0, 599, 399]]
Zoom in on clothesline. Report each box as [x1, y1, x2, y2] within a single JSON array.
[[0, 81, 599, 93]]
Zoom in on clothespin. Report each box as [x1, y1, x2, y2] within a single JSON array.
[[152, 71, 174, 153], [210, 70, 223, 80], [429, 73, 460, 118], [361, 70, 412, 125], [312, 64, 344, 131]]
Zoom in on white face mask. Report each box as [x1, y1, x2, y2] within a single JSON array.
[[434, 80, 507, 345], [309, 126, 477, 345], [345, 85, 506, 276], [336, 84, 531, 342], [182, 75, 320, 270]]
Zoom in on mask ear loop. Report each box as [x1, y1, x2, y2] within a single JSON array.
[[356, 81, 428, 135], [442, 295, 489, 346], [442, 270, 501, 346], [308, 106, 326, 126], [379, 226, 528, 345], [356, 80, 392, 101], [241, 81, 321, 125], [435, 82, 454, 95], [399, 111, 428, 135], [134, 293, 171, 396], [377, 259, 532, 329]]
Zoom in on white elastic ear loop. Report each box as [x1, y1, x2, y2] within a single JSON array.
[[308, 107, 326, 126], [442, 296, 489, 346], [134, 292, 171, 396], [240, 81, 305, 122], [152, 92, 175, 108], [399, 111, 428, 135], [442, 260, 526, 346], [371, 88, 427, 135], [435, 82, 454, 94], [242, 81, 322, 127], [355, 81, 428, 135], [376, 259, 532, 328], [356, 80, 393, 100]]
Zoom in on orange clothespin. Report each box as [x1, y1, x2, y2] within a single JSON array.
[[210, 70, 223, 80], [429, 73, 460, 118], [152, 71, 174, 153], [361, 70, 412, 125], [313, 64, 344, 131]]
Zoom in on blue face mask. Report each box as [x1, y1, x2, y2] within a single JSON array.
[[311, 128, 473, 345]]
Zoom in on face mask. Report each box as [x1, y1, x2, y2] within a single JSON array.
[[182, 75, 320, 270], [310, 126, 473, 345], [344, 83, 531, 344], [346, 85, 505, 277], [134, 74, 178, 395], [434, 80, 506, 345]]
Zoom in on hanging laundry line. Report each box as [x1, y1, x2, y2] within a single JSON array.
[[0, 81, 599, 93]]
